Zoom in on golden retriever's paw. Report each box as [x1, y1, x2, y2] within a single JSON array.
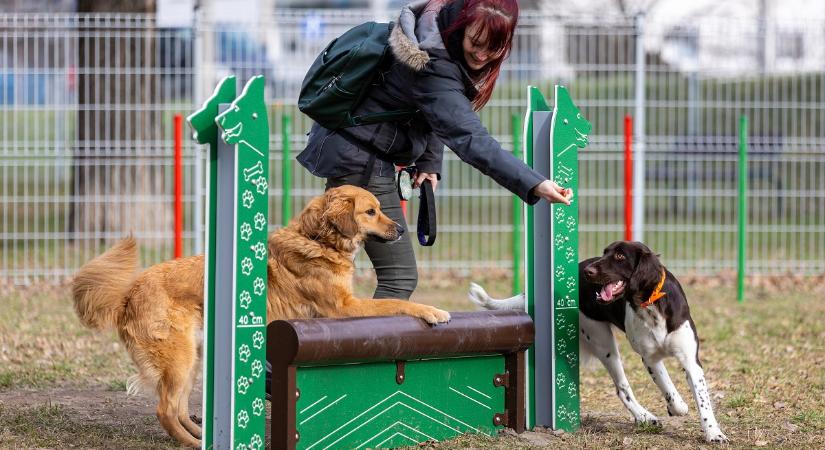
[[420, 306, 451, 325]]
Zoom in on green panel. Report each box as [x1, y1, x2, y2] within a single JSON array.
[[295, 355, 505, 449], [185, 75, 237, 448], [216, 75, 270, 449], [549, 85, 591, 431]]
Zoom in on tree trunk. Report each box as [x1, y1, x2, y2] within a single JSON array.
[[70, 0, 169, 246]]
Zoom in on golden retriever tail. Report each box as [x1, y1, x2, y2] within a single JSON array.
[[72, 237, 139, 330]]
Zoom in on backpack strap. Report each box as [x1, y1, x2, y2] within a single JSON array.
[[417, 179, 437, 246], [359, 152, 377, 188], [349, 109, 418, 126]]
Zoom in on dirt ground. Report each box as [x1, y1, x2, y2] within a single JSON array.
[[1, 272, 824, 449]]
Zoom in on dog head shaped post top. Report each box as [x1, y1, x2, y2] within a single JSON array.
[[290, 185, 404, 254], [553, 86, 592, 155], [215, 75, 269, 157], [583, 241, 666, 307]]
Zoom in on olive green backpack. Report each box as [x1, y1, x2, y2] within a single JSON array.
[[298, 21, 416, 129]]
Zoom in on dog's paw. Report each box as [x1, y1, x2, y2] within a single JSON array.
[[705, 431, 728, 444], [421, 306, 451, 325], [667, 398, 689, 416], [634, 412, 660, 427]]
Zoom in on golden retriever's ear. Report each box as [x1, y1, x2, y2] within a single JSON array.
[[297, 195, 325, 236], [323, 193, 358, 238]]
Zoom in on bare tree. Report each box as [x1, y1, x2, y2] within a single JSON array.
[[70, 0, 170, 245]]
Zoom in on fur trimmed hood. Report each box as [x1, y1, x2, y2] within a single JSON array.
[[389, 0, 448, 71]]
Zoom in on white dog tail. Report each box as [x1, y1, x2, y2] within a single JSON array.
[[468, 282, 525, 311], [470, 282, 601, 369]]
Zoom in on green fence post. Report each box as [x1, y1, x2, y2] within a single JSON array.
[[282, 114, 292, 226], [738, 115, 747, 303], [512, 113, 523, 295]]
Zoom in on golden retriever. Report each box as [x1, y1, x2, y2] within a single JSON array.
[[71, 185, 451, 448]]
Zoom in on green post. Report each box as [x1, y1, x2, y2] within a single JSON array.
[[188, 75, 270, 449], [524, 85, 590, 431], [185, 75, 236, 448], [738, 115, 747, 302], [512, 113, 522, 295], [282, 114, 292, 226]]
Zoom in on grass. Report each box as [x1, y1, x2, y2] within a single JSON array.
[[1, 274, 824, 449]]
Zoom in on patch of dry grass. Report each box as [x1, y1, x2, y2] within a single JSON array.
[[0, 274, 823, 449]]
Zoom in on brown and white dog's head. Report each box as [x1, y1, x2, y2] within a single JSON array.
[[583, 241, 664, 305], [297, 185, 404, 250]]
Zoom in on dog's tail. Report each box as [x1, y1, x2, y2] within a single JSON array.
[[72, 237, 139, 330], [468, 282, 526, 311]]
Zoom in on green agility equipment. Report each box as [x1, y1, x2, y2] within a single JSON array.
[[524, 85, 591, 431], [266, 85, 590, 448], [187, 75, 270, 450], [187, 79, 589, 448]]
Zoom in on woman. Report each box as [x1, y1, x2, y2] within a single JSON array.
[[297, 0, 572, 300]]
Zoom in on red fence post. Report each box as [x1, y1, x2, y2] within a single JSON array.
[[624, 114, 633, 242], [174, 113, 183, 258]]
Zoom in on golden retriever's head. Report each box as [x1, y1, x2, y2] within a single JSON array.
[[298, 185, 404, 249]]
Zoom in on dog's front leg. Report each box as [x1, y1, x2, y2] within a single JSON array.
[[581, 315, 659, 425], [334, 296, 451, 325], [641, 356, 689, 416], [671, 326, 728, 443]]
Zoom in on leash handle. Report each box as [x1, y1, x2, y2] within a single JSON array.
[[417, 179, 437, 246]]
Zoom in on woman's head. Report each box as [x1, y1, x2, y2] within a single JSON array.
[[441, 0, 519, 110]]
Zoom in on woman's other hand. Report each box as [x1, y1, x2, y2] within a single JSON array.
[[532, 180, 572, 205], [413, 171, 439, 191]]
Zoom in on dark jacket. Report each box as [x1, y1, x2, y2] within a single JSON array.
[[297, 0, 546, 203]]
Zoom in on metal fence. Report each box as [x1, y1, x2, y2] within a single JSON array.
[[1, 10, 824, 283]]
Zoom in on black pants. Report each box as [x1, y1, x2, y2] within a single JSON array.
[[325, 173, 418, 299]]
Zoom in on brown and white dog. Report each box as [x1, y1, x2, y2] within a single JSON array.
[[469, 241, 728, 443], [72, 185, 450, 448]]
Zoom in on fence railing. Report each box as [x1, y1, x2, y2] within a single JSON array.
[[1, 10, 824, 283]]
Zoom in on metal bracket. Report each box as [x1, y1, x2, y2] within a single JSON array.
[[493, 411, 509, 427], [493, 372, 509, 388], [395, 360, 406, 385]]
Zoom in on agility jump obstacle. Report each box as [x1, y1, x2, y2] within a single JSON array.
[[187, 78, 589, 448]]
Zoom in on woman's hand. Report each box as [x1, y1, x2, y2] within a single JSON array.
[[414, 172, 439, 191], [532, 180, 572, 205]]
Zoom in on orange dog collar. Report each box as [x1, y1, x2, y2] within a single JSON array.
[[641, 269, 667, 308]]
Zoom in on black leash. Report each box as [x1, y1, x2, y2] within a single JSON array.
[[417, 179, 436, 246]]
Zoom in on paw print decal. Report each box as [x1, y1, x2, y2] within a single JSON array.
[[251, 241, 266, 261], [253, 277, 265, 296], [241, 257, 253, 276], [251, 359, 263, 379], [240, 290, 252, 310], [253, 212, 266, 231], [240, 222, 252, 241], [254, 176, 268, 195], [237, 376, 250, 395], [252, 331, 264, 350], [249, 434, 263, 450], [237, 409, 249, 428], [236, 444, 248, 450], [242, 190, 254, 208], [238, 344, 251, 363], [252, 397, 264, 416], [565, 247, 575, 263]]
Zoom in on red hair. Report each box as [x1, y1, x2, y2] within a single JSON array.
[[441, 0, 519, 110]]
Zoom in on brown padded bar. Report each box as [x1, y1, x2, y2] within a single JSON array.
[[267, 310, 534, 366]]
